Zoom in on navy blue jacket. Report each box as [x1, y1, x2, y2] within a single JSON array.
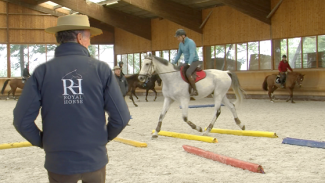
[[13, 43, 130, 175]]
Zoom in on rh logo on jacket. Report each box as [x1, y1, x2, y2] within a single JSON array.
[[62, 70, 84, 104]]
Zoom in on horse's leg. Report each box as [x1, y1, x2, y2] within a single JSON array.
[[145, 89, 149, 102], [223, 96, 245, 130], [203, 105, 221, 136], [180, 98, 202, 132], [12, 88, 17, 100], [7, 89, 12, 100], [152, 88, 158, 101], [152, 97, 174, 139], [129, 88, 138, 107], [286, 88, 295, 103]]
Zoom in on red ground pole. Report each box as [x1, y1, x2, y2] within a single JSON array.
[[182, 145, 265, 174]]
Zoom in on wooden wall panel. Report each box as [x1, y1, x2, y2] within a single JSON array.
[[8, 15, 57, 29], [202, 6, 271, 45], [8, 3, 42, 14], [0, 30, 6, 42], [9, 30, 56, 43], [151, 18, 203, 51], [0, 15, 6, 27], [91, 30, 114, 44], [0, 1, 6, 13], [271, 0, 325, 39], [114, 28, 151, 54]]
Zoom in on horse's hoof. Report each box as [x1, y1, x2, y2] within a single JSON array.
[[197, 127, 203, 132], [135, 105, 138, 107], [241, 125, 245, 130], [151, 135, 158, 140]]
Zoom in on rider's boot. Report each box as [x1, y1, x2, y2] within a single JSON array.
[[188, 76, 198, 96]]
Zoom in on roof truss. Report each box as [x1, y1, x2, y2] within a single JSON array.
[[49, 0, 151, 40], [120, 0, 203, 33], [218, 0, 271, 24]]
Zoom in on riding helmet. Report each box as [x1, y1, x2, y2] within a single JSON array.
[[175, 29, 186, 37]]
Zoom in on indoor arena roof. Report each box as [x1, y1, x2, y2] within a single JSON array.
[[4, 0, 272, 40]]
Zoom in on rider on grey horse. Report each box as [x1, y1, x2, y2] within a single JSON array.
[[172, 29, 202, 96]]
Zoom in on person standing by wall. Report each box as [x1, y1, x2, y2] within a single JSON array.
[[118, 61, 125, 76], [113, 65, 128, 98], [22, 63, 31, 83], [13, 15, 130, 183]]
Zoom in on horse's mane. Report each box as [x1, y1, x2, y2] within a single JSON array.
[[152, 56, 180, 71]]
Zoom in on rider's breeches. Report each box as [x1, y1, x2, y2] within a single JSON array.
[[186, 61, 202, 78], [279, 72, 286, 83]]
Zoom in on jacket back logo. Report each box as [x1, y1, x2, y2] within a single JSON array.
[[62, 70, 83, 104]]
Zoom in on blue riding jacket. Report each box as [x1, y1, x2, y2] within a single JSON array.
[[13, 42, 130, 175], [172, 37, 199, 65]]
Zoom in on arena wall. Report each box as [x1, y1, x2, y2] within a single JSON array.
[[0, 0, 325, 99]]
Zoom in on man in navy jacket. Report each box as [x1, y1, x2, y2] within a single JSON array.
[[13, 15, 130, 183]]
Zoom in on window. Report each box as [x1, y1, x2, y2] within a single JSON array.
[[196, 47, 203, 61], [273, 39, 287, 69], [260, 40, 271, 70], [288, 37, 302, 68], [318, 35, 325, 68], [170, 49, 177, 62], [121, 54, 127, 74], [128, 54, 134, 74], [98, 45, 114, 68], [215, 45, 225, 70], [248, 42, 259, 70], [303, 36, 316, 68], [28, 44, 47, 73], [237, 43, 247, 70], [162, 50, 169, 61], [226, 44, 236, 70], [10, 44, 28, 77], [88, 45, 99, 59], [134, 53, 140, 73], [0, 44, 7, 77]]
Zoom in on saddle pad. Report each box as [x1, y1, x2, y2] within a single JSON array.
[[180, 66, 206, 83]]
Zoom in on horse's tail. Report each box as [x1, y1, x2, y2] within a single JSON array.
[[262, 76, 269, 91], [228, 72, 246, 107], [1, 79, 10, 95]]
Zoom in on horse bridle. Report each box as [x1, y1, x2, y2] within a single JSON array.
[[139, 57, 178, 79]]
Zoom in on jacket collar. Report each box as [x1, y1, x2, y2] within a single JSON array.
[[55, 42, 90, 57]]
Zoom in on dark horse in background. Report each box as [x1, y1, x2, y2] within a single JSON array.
[[1, 78, 25, 100], [263, 72, 305, 103], [126, 74, 162, 107]]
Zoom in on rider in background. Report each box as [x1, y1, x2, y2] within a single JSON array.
[[278, 55, 293, 88], [22, 63, 30, 82], [118, 61, 125, 77], [172, 29, 201, 96]]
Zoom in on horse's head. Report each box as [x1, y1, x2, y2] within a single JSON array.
[[138, 57, 155, 82], [296, 73, 305, 87]]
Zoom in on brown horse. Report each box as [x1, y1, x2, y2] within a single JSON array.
[[126, 74, 162, 107], [1, 78, 25, 100], [262, 72, 304, 103]]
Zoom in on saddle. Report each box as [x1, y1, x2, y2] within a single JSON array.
[[180, 65, 206, 83], [275, 73, 286, 85]]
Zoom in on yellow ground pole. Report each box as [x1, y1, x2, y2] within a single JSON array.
[[152, 130, 218, 143], [0, 141, 32, 150], [0, 137, 148, 150], [208, 128, 278, 138], [113, 137, 147, 147]]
